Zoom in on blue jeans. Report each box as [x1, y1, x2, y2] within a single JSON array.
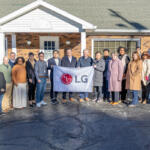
[[36, 78, 47, 104], [0, 94, 4, 112], [131, 90, 139, 105], [80, 92, 88, 99]]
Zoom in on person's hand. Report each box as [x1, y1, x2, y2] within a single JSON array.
[[145, 76, 149, 81], [29, 79, 32, 83], [93, 65, 96, 68], [1, 88, 5, 92], [51, 65, 53, 68], [38, 80, 41, 83]]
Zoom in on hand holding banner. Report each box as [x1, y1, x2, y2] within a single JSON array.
[[53, 66, 94, 92]]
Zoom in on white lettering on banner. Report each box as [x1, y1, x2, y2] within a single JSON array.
[[53, 66, 94, 92]]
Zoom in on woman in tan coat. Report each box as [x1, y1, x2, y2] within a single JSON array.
[[126, 51, 143, 107]]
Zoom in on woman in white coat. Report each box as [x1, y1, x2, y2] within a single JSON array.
[[142, 53, 150, 104]]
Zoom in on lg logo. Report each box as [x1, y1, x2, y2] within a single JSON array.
[[61, 74, 73, 85], [61, 74, 88, 85]]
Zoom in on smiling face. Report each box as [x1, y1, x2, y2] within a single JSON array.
[[112, 53, 118, 60], [3, 56, 9, 65], [66, 49, 72, 57], [29, 54, 34, 61], [95, 53, 101, 60], [10, 53, 16, 61], [83, 50, 89, 58], [53, 51, 59, 59], [104, 51, 109, 57], [39, 53, 44, 61], [133, 53, 138, 61], [119, 48, 125, 55], [18, 58, 23, 65]]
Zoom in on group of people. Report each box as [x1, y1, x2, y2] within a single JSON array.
[[0, 47, 150, 114]]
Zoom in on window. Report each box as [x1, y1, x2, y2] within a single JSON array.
[[44, 41, 56, 50], [92, 39, 140, 57]]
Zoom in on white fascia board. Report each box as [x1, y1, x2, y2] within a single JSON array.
[[95, 29, 150, 33]]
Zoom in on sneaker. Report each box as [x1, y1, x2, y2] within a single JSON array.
[[79, 99, 84, 103], [36, 102, 41, 108], [69, 98, 75, 102], [41, 101, 47, 106], [96, 98, 103, 103], [92, 98, 97, 102], [128, 104, 136, 107], [112, 102, 119, 106], [0, 112, 6, 116], [84, 97, 89, 101], [142, 100, 147, 104], [62, 99, 67, 104], [51, 100, 59, 105], [109, 101, 114, 104]]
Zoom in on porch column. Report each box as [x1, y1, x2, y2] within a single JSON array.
[[81, 31, 86, 56], [12, 33, 17, 54], [0, 32, 5, 64]]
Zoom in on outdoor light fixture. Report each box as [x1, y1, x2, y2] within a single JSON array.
[[66, 40, 71, 45], [27, 40, 31, 46]]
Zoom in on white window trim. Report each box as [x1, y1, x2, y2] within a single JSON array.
[[91, 38, 141, 58]]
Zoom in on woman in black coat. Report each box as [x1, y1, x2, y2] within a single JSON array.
[[26, 52, 36, 107], [0, 72, 6, 112]]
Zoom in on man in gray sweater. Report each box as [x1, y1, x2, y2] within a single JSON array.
[[35, 52, 48, 107]]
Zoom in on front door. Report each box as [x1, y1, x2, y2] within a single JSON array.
[[40, 36, 59, 61]]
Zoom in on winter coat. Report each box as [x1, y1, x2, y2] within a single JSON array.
[[26, 59, 36, 85], [0, 72, 6, 95], [107, 58, 123, 92], [61, 56, 77, 68], [142, 59, 150, 86], [93, 58, 105, 86], [126, 60, 143, 90]]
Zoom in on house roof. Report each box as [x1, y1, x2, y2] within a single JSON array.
[[0, 0, 149, 30]]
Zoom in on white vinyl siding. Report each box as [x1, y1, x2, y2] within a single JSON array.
[[1, 6, 82, 33]]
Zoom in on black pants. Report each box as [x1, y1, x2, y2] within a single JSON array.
[[111, 92, 119, 102], [103, 77, 110, 100], [28, 82, 36, 101], [94, 86, 103, 99], [120, 79, 127, 101], [50, 79, 58, 100], [62, 92, 73, 99], [142, 82, 150, 101]]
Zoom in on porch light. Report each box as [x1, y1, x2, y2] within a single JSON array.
[[27, 40, 31, 46], [66, 40, 71, 45]]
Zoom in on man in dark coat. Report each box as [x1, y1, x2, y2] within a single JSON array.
[[77, 49, 93, 102], [102, 49, 112, 102], [61, 48, 77, 103], [0, 72, 6, 114], [48, 50, 61, 104]]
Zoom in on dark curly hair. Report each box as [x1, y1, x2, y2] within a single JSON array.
[[117, 46, 128, 53], [15, 57, 25, 65]]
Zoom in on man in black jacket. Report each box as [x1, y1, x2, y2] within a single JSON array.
[[48, 50, 61, 104], [0, 72, 6, 114], [61, 48, 77, 103]]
